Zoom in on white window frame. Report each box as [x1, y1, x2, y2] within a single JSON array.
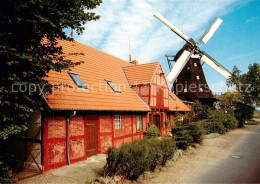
[[137, 115, 142, 132], [114, 115, 121, 129]]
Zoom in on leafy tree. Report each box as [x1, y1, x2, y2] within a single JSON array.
[[228, 63, 260, 106], [218, 91, 244, 111], [0, 0, 102, 139], [0, 0, 102, 181], [227, 63, 259, 127], [193, 100, 210, 121]]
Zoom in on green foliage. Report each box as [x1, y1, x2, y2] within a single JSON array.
[[0, 0, 102, 180], [0, 155, 14, 183], [106, 138, 176, 180], [226, 63, 259, 126], [218, 91, 244, 111], [166, 119, 171, 127], [160, 138, 177, 165], [146, 139, 163, 171], [172, 122, 204, 149], [234, 102, 254, 127], [188, 122, 204, 143], [198, 120, 226, 134], [0, 0, 102, 139], [193, 100, 210, 121], [172, 126, 193, 150], [253, 111, 260, 118], [198, 109, 238, 134], [145, 125, 161, 138]]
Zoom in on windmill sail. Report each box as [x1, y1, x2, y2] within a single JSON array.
[[201, 53, 231, 79], [166, 50, 193, 83], [154, 12, 190, 43], [199, 17, 223, 44]]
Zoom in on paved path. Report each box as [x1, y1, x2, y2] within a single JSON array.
[[185, 126, 260, 183], [19, 154, 106, 184]]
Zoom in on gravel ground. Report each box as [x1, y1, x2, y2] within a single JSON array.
[[141, 125, 259, 184]]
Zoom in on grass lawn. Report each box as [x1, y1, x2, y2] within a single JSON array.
[[245, 120, 260, 125], [253, 111, 260, 118]]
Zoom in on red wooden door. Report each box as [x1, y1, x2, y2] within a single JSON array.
[[86, 115, 98, 157], [153, 115, 161, 129]]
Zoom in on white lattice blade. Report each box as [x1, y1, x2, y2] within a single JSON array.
[[201, 55, 231, 79], [154, 12, 189, 42], [201, 17, 223, 44], [166, 50, 191, 83]]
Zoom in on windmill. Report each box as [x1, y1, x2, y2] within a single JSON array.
[[154, 12, 232, 104]]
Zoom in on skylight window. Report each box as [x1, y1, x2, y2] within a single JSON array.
[[105, 80, 121, 93], [69, 72, 87, 89]]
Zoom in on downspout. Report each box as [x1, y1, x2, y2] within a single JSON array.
[[66, 110, 76, 165]]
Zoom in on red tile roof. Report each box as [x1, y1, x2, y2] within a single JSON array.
[[123, 62, 160, 86], [169, 91, 191, 111], [46, 40, 150, 111]]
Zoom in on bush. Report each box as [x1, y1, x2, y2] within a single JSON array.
[[106, 138, 176, 180], [160, 138, 176, 165], [199, 120, 226, 134], [197, 109, 239, 134], [146, 139, 163, 171], [0, 155, 14, 183], [222, 113, 238, 130], [188, 122, 204, 143], [172, 122, 204, 149], [145, 125, 161, 138], [234, 102, 255, 127], [172, 126, 193, 150]]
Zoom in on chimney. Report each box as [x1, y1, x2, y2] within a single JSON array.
[[130, 60, 138, 65]]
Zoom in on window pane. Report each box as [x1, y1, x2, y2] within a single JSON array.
[[137, 115, 142, 131], [114, 115, 121, 129], [69, 73, 87, 88], [107, 80, 120, 93]]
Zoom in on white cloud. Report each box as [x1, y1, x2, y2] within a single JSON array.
[[246, 16, 258, 23], [79, 0, 240, 63]]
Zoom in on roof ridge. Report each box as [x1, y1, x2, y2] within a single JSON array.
[[63, 39, 132, 66], [123, 62, 160, 68]]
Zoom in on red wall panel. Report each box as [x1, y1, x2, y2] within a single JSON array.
[[114, 115, 131, 138], [47, 116, 66, 139], [99, 134, 112, 153], [44, 115, 86, 171], [100, 115, 112, 133]]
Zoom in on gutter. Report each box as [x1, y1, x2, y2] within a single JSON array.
[[66, 110, 76, 165]]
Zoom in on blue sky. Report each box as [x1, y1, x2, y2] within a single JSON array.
[[72, 0, 260, 93]]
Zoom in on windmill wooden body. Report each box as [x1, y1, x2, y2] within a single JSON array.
[[154, 13, 232, 104]]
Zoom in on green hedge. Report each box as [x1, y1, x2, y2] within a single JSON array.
[[144, 125, 161, 138], [198, 120, 226, 134], [172, 122, 204, 150], [198, 110, 238, 134], [106, 138, 176, 180]]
